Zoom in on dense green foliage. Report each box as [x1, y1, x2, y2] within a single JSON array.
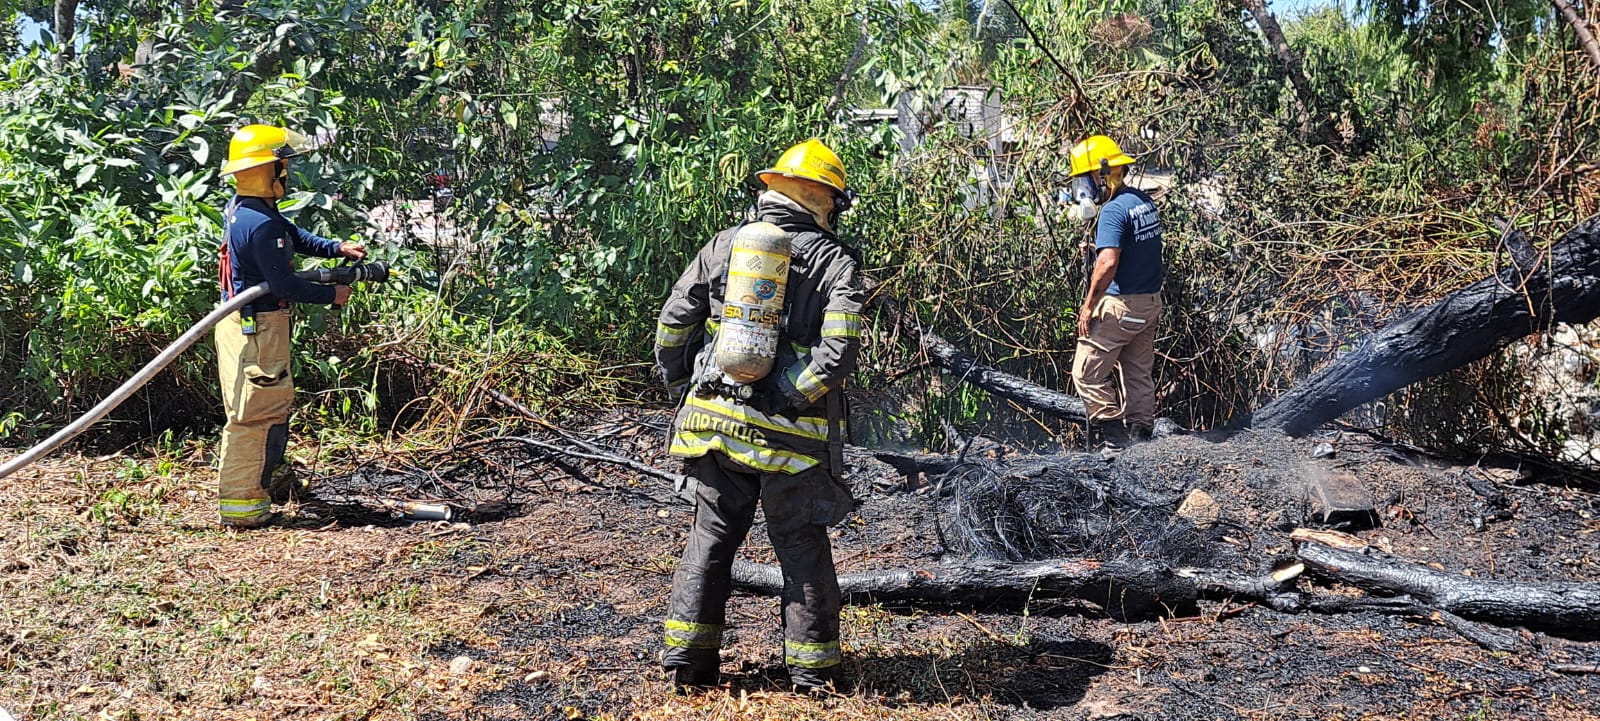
[[2, 0, 1597, 462]]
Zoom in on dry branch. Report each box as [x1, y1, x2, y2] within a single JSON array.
[[877, 295, 1087, 423], [1552, 0, 1600, 72], [1241, 0, 1324, 142], [1293, 530, 1600, 630]]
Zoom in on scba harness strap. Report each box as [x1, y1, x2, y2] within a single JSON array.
[[218, 198, 258, 335]]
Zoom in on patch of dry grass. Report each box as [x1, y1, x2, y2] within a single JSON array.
[[0, 453, 1062, 721]]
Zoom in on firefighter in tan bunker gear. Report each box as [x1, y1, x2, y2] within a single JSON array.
[[1067, 135, 1165, 449], [654, 139, 866, 692], [215, 125, 366, 528]]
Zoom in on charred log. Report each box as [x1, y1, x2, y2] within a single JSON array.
[[1294, 531, 1600, 633], [1252, 218, 1600, 436], [731, 557, 1198, 620]]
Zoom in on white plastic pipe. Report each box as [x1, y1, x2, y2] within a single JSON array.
[[0, 283, 271, 481]]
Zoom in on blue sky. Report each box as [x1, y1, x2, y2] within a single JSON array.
[[1271, 0, 1350, 19]]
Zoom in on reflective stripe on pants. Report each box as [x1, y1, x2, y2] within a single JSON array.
[[664, 619, 723, 649], [662, 452, 846, 676], [215, 309, 293, 526], [785, 638, 842, 669]]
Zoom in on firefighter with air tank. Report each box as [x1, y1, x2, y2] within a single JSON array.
[[653, 139, 866, 693]]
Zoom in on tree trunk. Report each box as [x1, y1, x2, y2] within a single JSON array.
[[53, 0, 79, 63], [1552, 0, 1600, 72], [731, 557, 1198, 619], [1295, 532, 1600, 630], [1240, 0, 1323, 143], [1251, 217, 1600, 436]]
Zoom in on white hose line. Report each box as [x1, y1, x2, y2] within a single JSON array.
[[0, 283, 271, 482]]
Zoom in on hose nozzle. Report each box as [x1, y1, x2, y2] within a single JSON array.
[[295, 261, 392, 285]]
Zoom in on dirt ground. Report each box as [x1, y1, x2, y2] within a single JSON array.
[[2, 411, 1598, 721]]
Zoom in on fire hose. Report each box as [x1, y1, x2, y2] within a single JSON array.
[[0, 262, 391, 482]]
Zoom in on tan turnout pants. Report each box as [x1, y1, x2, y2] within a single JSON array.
[[1072, 293, 1162, 429], [214, 309, 293, 526]]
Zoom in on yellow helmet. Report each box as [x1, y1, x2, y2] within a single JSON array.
[[1068, 135, 1135, 177], [757, 138, 847, 196], [220, 124, 314, 176]]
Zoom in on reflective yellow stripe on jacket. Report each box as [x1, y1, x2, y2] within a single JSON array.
[[820, 311, 861, 339], [669, 432, 820, 474], [683, 394, 827, 440], [783, 362, 830, 404], [656, 322, 697, 348]]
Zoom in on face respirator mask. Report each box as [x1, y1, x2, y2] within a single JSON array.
[[1066, 174, 1105, 223], [827, 188, 856, 228], [272, 160, 290, 198]]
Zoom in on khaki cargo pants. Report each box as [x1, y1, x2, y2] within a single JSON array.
[[214, 309, 293, 527], [1072, 293, 1162, 429]]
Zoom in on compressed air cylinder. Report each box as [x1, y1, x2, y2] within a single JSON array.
[[715, 222, 791, 384]]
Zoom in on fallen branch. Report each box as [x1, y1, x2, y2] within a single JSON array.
[[469, 436, 692, 502], [731, 556, 1199, 620], [390, 353, 699, 501], [876, 294, 1087, 423], [1292, 529, 1600, 631], [1553, 663, 1600, 674]]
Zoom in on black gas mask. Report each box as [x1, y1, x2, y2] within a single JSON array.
[[828, 188, 855, 228]]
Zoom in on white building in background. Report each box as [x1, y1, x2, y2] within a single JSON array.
[[851, 86, 1019, 210]]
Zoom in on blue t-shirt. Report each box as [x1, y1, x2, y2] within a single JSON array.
[[1095, 187, 1164, 295]]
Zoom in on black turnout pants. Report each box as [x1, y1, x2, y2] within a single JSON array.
[[663, 452, 848, 684]]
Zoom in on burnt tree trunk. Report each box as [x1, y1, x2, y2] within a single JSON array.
[[1252, 217, 1600, 436], [1296, 539, 1600, 630], [731, 557, 1197, 619], [878, 295, 1087, 423]]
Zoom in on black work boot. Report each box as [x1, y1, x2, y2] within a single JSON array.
[[789, 667, 839, 695], [1126, 423, 1153, 444], [1091, 420, 1131, 451], [668, 665, 719, 693]]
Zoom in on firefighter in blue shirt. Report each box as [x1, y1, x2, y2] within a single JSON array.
[[1066, 135, 1165, 449], [214, 124, 366, 528]]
